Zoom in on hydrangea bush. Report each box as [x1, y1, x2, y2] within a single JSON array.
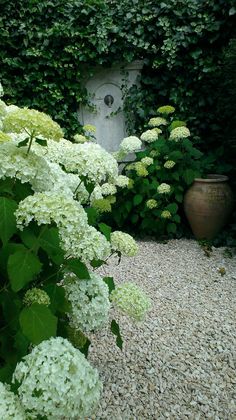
[[0, 85, 150, 418], [107, 106, 203, 237]]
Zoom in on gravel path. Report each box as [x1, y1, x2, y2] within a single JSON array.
[[89, 239, 236, 420]]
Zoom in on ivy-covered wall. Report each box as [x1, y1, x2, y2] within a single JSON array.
[[0, 0, 235, 148]]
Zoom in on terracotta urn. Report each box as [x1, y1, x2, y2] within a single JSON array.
[[184, 174, 234, 240]]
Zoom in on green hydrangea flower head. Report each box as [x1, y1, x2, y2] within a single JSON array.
[[83, 124, 96, 133], [134, 162, 148, 177], [169, 120, 186, 131], [146, 199, 158, 209], [148, 117, 167, 127], [91, 198, 112, 213], [23, 288, 50, 307], [149, 149, 160, 158], [157, 105, 175, 115], [164, 160, 176, 169], [169, 126, 190, 141], [110, 231, 138, 257], [73, 134, 87, 143], [3, 108, 63, 140], [111, 282, 151, 321], [127, 179, 134, 189], [161, 210, 172, 219], [0, 131, 11, 143]]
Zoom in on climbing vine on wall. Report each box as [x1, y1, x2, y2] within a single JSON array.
[[0, 0, 235, 140]]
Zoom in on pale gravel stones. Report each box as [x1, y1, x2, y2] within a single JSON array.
[[88, 239, 236, 419]]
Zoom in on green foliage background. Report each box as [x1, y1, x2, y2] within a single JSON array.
[[0, 0, 235, 143]]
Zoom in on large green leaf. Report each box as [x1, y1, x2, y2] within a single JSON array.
[[103, 276, 115, 294], [98, 223, 111, 240], [0, 197, 18, 245], [19, 303, 57, 345], [39, 227, 64, 264], [111, 319, 123, 350], [166, 202, 178, 214], [44, 283, 70, 313], [133, 194, 143, 206], [8, 250, 42, 292], [65, 258, 90, 279]]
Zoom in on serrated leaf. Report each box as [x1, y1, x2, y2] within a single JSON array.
[[85, 207, 98, 225], [8, 250, 42, 292], [183, 169, 196, 185], [111, 319, 123, 350], [175, 193, 183, 203], [35, 138, 47, 146], [90, 259, 104, 268], [103, 276, 115, 294], [0, 197, 18, 245], [20, 228, 39, 250], [17, 138, 29, 148], [19, 303, 57, 345], [44, 283, 70, 313], [166, 202, 178, 214], [133, 194, 143, 206], [39, 227, 64, 264], [98, 223, 111, 240], [66, 258, 90, 279], [167, 223, 177, 234]]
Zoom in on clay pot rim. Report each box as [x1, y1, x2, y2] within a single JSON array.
[[194, 174, 229, 183]]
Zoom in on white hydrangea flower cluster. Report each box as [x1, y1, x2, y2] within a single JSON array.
[[13, 337, 102, 419], [140, 129, 159, 143], [161, 210, 172, 219], [146, 199, 158, 209], [110, 231, 138, 257], [0, 142, 54, 192], [111, 282, 151, 321], [23, 288, 50, 307], [15, 192, 111, 262], [118, 136, 142, 156], [164, 160, 176, 169], [114, 175, 130, 188], [101, 182, 117, 196], [169, 126, 190, 141], [3, 108, 63, 141], [148, 117, 167, 127], [141, 157, 154, 166], [157, 183, 171, 194], [33, 138, 118, 184], [64, 272, 110, 332], [0, 382, 26, 420]]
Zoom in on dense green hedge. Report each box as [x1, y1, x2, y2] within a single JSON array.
[[0, 0, 235, 144]]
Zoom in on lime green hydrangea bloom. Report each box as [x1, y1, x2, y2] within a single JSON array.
[[148, 117, 167, 127], [111, 282, 151, 321], [23, 288, 50, 307], [134, 162, 148, 177], [149, 149, 160, 158], [0, 131, 11, 143], [91, 198, 112, 213], [164, 160, 176, 169], [127, 179, 134, 189], [161, 210, 172, 219], [83, 124, 96, 133], [73, 134, 87, 143], [157, 105, 175, 114], [169, 120, 186, 131], [146, 199, 158, 209], [3, 108, 63, 140]]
